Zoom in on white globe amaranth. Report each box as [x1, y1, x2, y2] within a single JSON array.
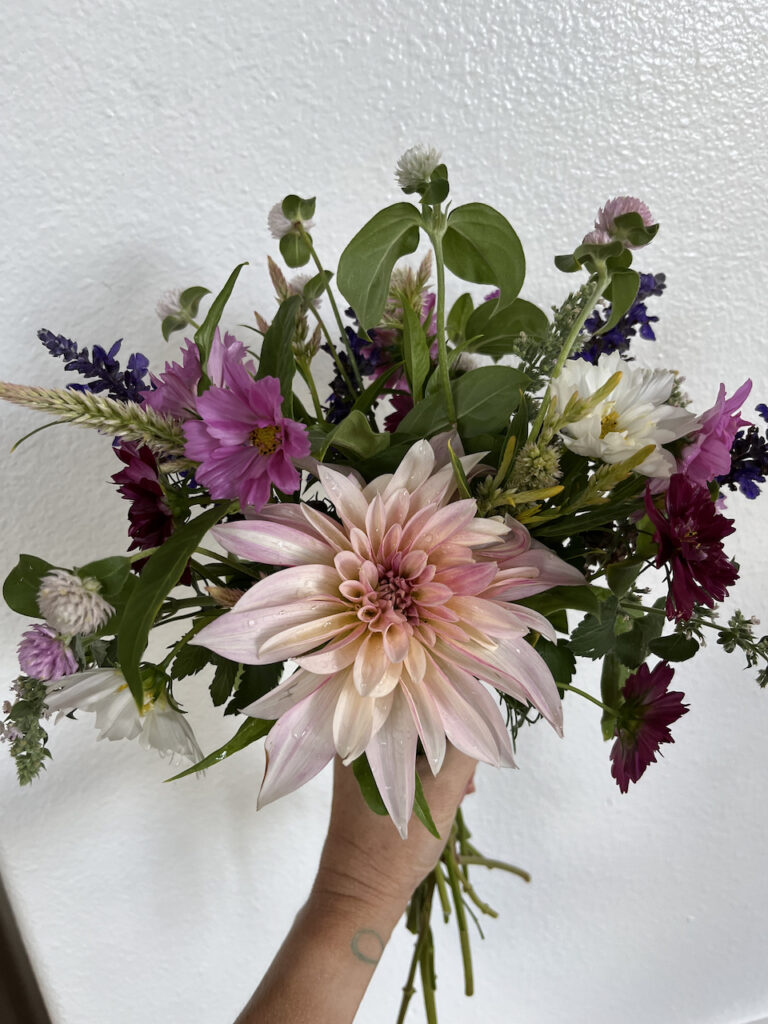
[[395, 145, 442, 191], [267, 202, 315, 240], [37, 570, 114, 636]]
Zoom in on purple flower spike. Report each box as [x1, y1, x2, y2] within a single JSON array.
[[18, 624, 78, 681]]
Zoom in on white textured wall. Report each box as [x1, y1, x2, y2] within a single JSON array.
[[2, 1, 768, 1022]]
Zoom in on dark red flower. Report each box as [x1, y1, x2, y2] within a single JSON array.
[[644, 475, 738, 622], [610, 661, 688, 793]]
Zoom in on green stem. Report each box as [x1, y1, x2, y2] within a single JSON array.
[[300, 227, 363, 388], [397, 876, 436, 1024], [456, 856, 531, 883], [443, 837, 474, 996], [128, 547, 158, 564], [297, 359, 325, 420], [194, 547, 263, 578], [419, 928, 438, 1024], [157, 617, 211, 671], [434, 863, 452, 922], [529, 264, 610, 443], [427, 214, 457, 427], [559, 682, 616, 714]]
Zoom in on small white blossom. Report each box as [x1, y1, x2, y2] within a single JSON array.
[[550, 352, 699, 477], [37, 570, 114, 636], [267, 202, 314, 240], [155, 288, 183, 321], [395, 145, 442, 190]]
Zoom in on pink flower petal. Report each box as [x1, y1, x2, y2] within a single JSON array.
[[317, 465, 369, 530], [365, 688, 419, 838], [234, 564, 341, 611], [211, 520, 335, 566], [240, 667, 326, 719], [332, 672, 377, 763]]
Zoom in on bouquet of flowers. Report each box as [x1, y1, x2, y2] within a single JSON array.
[[2, 146, 767, 1021]]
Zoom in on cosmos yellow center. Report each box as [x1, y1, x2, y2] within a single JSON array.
[[600, 408, 620, 437], [249, 424, 281, 454]]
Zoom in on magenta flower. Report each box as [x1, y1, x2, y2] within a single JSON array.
[[610, 661, 688, 793], [645, 476, 739, 622], [678, 379, 752, 485], [184, 369, 310, 511], [18, 624, 77, 681], [142, 337, 201, 420], [192, 441, 583, 836]]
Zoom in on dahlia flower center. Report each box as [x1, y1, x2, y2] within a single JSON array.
[[249, 424, 281, 454], [600, 407, 620, 437]]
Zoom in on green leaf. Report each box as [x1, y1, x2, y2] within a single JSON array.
[[172, 643, 214, 680], [442, 203, 525, 309], [536, 638, 576, 687], [225, 661, 284, 716], [611, 212, 659, 248], [401, 302, 430, 401], [117, 504, 229, 708], [257, 294, 301, 411], [420, 176, 450, 205], [521, 585, 601, 619], [648, 634, 700, 662], [605, 560, 643, 599], [324, 409, 390, 459], [349, 363, 404, 416], [461, 298, 548, 358], [337, 204, 422, 330], [281, 194, 316, 222], [194, 263, 248, 365], [3, 554, 56, 617], [614, 606, 665, 669], [596, 270, 639, 335], [165, 717, 272, 781], [161, 314, 189, 341], [77, 556, 131, 603], [279, 232, 311, 269], [447, 292, 474, 342], [210, 659, 239, 706], [447, 441, 472, 499], [179, 286, 210, 319], [395, 365, 527, 440], [352, 754, 388, 815], [569, 597, 619, 660], [303, 270, 333, 301], [413, 773, 440, 838], [600, 653, 626, 739]]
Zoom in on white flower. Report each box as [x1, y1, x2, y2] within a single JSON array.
[[395, 145, 442, 190], [37, 570, 114, 636], [267, 202, 315, 240], [45, 668, 203, 766], [550, 352, 699, 477], [155, 288, 183, 320]]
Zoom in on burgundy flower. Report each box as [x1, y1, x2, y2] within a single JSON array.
[[644, 475, 738, 622], [610, 661, 688, 793], [112, 442, 174, 551]]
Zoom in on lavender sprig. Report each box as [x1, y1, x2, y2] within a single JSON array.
[[572, 272, 666, 364], [38, 329, 150, 402]]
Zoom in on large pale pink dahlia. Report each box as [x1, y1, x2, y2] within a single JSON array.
[[193, 441, 583, 835]]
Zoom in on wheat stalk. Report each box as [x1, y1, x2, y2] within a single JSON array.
[[0, 382, 187, 455]]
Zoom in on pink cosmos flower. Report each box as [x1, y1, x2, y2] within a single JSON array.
[[193, 440, 583, 836], [678, 379, 752, 485], [18, 624, 78, 681], [184, 368, 310, 511]]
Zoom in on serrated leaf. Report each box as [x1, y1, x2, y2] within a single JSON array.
[[413, 773, 440, 838], [194, 263, 248, 365], [3, 554, 56, 617], [172, 643, 214, 680], [352, 754, 388, 815], [442, 203, 525, 309], [536, 637, 576, 686], [210, 659, 239, 706], [605, 560, 643, 599], [337, 203, 422, 330], [117, 504, 229, 708], [165, 717, 272, 781], [648, 634, 700, 662], [569, 597, 619, 660]]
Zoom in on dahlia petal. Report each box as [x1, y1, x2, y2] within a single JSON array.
[[300, 503, 351, 551], [258, 678, 342, 808], [240, 667, 326, 719], [405, 638, 427, 686], [259, 611, 359, 660], [296, 628, 365, 672], [333, 673, 377, 763], [435, 562, 498, 595], [193, 601, 345, 664], [447, 595, 530, 638], [317, 465, 369, 530], [211, 520, 335, 566], [365, 688, 419, 839], [382, 438, 435, 497], [234, 564, 341, 611], [383, 622, 411, 662], [353, 632, 389, 696], [400, 672, 446, 775], [406, 500, 478, 552], [426, 655, 508, 765]]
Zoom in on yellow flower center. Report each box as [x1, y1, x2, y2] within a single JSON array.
[[249, 424, 281, 454], [600, 408, 620, 437]]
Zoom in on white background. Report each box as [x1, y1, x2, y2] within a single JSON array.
[[1, 1, 768, 1022]]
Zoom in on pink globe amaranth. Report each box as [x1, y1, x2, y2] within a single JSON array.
[[678, 380, 752, 485], [18, 624, 77, 681], [593, 197, 655, 249], [192, 440, 584, 837]]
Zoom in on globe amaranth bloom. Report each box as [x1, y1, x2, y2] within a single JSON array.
[[184, 366, 310, 511], [678, 379, 751, 486], [37, 571, 114, 636], [395, 145, 442, 191], [44, 668, 203, 766], [610, 661, 688, 793], [551, 351, 699, 478], [17, 624, 77, 681], [644, 475, 739, 622], [192, 440, 583, 837]]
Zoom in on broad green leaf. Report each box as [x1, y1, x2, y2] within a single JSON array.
[[77, 556, 131, 603], [117, 504, 229, 708], [605, 560, 643, 599], [648, 634, 700, 662], [257, 294, 301, 410], [614, 605, 665, 669], [414, 773, 440, 838], [324, 410, 390, 459], [194, 263, 248, 364], [611, 212, 658, 248], [179, 286, 210, 318], [521, 584, 601, 619], [162, 314, 189, 341], [447, 292, 474, 342], [279, 232, 311, 268], [596, 270, 639, 335], [442, 203, 525, 308], [303, 270, 333, 301], [420, 177, 450, 205], [337, 204, 422, 330], [281, 194, 316, 222], [3, 554, 55, 617], [165, 717, 272, 781], [401, 302, 430, 401], [352, 754, 388, 815], [462, 298, 548, 358]]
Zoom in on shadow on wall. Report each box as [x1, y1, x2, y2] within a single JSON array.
[[0, 869, 53, 1024]]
